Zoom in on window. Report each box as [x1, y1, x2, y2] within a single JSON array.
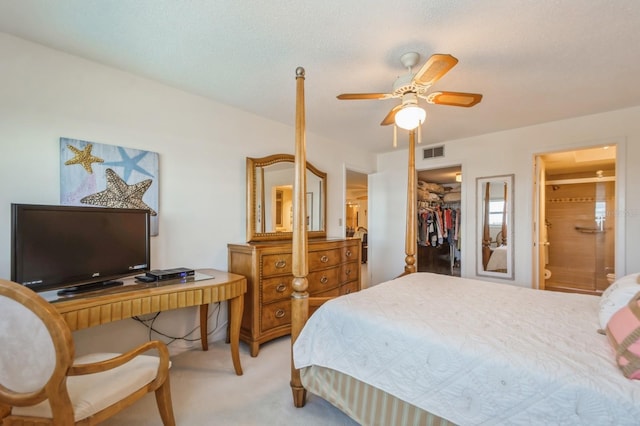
[[489, 200, 505, 226]]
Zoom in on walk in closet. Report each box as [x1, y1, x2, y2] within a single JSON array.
[[417, 166, 461, 276]]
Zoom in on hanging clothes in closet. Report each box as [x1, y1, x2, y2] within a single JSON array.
[[418, 202, 461, 250], [417, 199, 461, 276]]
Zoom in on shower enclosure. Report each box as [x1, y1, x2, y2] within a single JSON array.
[[544, 178, 615, 294]]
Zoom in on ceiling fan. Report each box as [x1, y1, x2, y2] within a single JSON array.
[[337, 52, 483, 135]]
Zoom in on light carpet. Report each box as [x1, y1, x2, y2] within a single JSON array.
[[101, 336, 358, 425]]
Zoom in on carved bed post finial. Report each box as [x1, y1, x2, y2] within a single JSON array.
[[404, 129, 417, 275], [291, 66, 309, 408]]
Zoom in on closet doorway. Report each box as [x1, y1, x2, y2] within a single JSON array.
[[417, 165, 462, 276], [534, 145, 617, 295]]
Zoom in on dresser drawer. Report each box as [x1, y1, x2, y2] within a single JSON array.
[[308, 248, 342, 270], [341, 244, 358, 262], [308, 266, 340, 294], [261, 275, 293, 304], [261, 299, 291, 332], [261, 253, 292, 276], [341, 280, 359, 295], [341, 261, 358, 283], [313, 286, 341, 298]]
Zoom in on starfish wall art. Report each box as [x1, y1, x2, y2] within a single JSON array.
[[60, 137, 160, 235]]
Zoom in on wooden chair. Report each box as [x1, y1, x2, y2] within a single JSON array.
[[0, 279, 175, 425]]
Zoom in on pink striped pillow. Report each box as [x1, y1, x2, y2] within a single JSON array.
[[606, 290, 640, 379]]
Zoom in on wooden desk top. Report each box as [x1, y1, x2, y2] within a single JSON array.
[[43, 268, 247, 331]]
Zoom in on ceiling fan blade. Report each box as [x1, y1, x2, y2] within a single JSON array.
[[337, 93, 391, 100], [426, 91, 483, 107], [380, 104, 402, 126], [412, 54, 459, 87]]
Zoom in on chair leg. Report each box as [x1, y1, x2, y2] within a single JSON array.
[[154, 377, 176, 426]]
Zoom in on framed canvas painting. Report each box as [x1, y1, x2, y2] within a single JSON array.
[[60, 137, 160, 235]]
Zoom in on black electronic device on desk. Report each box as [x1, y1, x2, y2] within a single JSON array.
[[137, 267, 195, 283]]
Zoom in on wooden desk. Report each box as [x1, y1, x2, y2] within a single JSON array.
[[43, 269, 246, 375]]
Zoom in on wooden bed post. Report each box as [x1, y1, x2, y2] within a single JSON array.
[[482, 181, 491, 269], [403, 129, 417, 275], [501, 182, 507, 245], [290, 66, 309, 408]]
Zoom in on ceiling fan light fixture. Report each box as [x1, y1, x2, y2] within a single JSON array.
[[395, 104, 426, 130]]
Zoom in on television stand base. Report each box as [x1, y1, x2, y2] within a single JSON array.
[[57, 280, 124, 296]]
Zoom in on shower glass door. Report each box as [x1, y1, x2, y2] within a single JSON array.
[[545, 179, 615, 294]]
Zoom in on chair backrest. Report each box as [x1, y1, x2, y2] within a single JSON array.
[[0, 279, 75, 416]]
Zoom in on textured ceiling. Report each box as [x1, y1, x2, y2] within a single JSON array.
[[2, 1, 640, 154]]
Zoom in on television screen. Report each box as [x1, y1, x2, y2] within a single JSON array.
[[11, 204, 150, 293]]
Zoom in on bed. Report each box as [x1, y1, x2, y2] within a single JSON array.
[[294, 272, 640, 424], [485, 245, 508, 272], [287, 67, 640, 425]]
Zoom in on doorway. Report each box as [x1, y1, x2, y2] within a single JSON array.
[[346, 169, 369, 287], [345, 169, 368, 233], [416, 165, 462, 276], [534, 145, 616, 295]]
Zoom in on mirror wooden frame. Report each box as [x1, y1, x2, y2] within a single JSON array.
[[246, 154, 327, 242], [476, 174, 514, 279]]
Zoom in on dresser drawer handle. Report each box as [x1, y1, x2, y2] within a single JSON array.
[[320, 276, 328, 284], [320, 255, 329, 263], [276, 283, 287, 292], [275, 309, 286, 318], [345, 250, 352, 257], [275, 260, 287, 269], [345, 269, 351, 276]]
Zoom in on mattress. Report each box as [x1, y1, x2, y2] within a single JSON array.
[[293, 272, 640, 425]]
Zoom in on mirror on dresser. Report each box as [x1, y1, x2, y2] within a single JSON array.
[[477, 174, 514, 279], [246, 154, 326, 242]]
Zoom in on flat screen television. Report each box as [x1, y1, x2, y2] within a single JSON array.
[[11, 203, 151, 294]]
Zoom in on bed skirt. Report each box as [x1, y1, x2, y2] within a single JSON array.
[[301, 365, 455, 426]]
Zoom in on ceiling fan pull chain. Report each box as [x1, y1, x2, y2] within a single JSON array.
[[393, 124, 398, 148]]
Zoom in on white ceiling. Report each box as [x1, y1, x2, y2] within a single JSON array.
[[2, 1, 640, 155]]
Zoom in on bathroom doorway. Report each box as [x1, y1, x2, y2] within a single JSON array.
[[534, 145, 617, 295]]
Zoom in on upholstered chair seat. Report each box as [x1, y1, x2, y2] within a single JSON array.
[[0, 279, 175, 425]]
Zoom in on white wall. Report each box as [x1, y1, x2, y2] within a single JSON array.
[[370, 107, 640, 286], [0, 33, 375, 355]]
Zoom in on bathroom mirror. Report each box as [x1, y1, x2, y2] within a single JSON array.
[[476, 174, 514, 279], [246, 154, 326, 242]]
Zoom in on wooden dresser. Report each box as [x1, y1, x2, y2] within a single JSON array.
[[228, 238, 361, 356]]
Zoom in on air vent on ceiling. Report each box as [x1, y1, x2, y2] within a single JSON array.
[[423, 145, 444, 159]]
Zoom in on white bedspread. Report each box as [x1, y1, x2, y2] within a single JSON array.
[[293, 273, 640, 425], [486, 245, 507, 271]]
